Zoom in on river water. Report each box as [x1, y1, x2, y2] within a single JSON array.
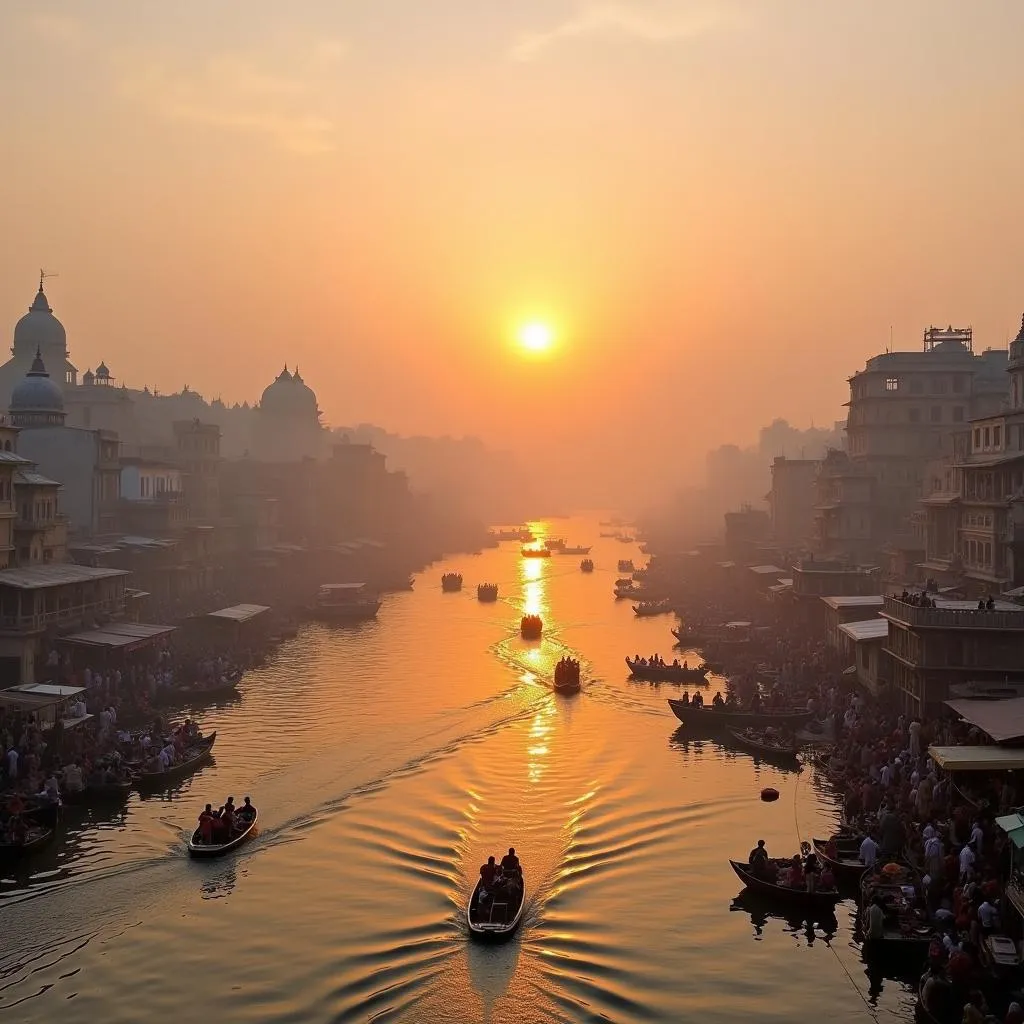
[[0, 516, 916, 1023]]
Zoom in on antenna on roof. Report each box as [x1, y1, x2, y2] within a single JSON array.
[[39, 268, 58, 290], [888, 325, 893, 354]]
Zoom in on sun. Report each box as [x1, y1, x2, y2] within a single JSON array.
[[518, 322, 555, 353]]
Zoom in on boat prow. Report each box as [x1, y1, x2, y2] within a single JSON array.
[[467, 874, 526, 940], [188, 808, 258, 858]]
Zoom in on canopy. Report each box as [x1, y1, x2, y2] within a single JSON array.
[[839, 619, 888, 642], [996, 813, 1024, 850], [207, 604, 270, 624], [944, 698, 1024, 743], [61, 622, 176, 651], [929, 744, 1024, 771]]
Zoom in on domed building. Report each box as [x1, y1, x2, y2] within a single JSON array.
[[0, 277, 78, 407], [254, 365, 325, 461], [9, 350, 66, 428]]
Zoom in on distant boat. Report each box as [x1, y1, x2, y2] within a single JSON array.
[[580, 559, 595, 573], [560, 545, 591, 555], [521, 547, 551, 558], [309, 582, 381, 622], [441, 573, 464, 592], [477, 583, 499, 602], [546, 539, 566, 551], [188, 806, 258, 859]]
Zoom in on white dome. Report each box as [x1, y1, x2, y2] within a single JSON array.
[[11, 351, 65, 413], [13, 286, 67, 362]]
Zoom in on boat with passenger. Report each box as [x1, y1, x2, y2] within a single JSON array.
[[468, 849, 526, 940], [668, 698, 814, 732], [859, 862, 932, 970], [441, 572, 464, 592], [553, 656, 581, 694], [580, 558, 594, 573], [492, 527, 524, 542], [633, 599, 672, 617], [188, 797, 258, 858], [730, 844, 841, 912], [560, 545, 591, 555], [0, 817, 54, 859], [520, 615, 543, 640], [626, 656, 708, 683], [726, 726, 799, 764], [617, 559, 635, 573], [546, 538, 566, 551], [671, 627, 704, 646], [308, 582, 382, 622], [477, 583, 499, 602], [810, 834, 869, 887], [132, 729, 217, 792], [521, 546, 551, 558]]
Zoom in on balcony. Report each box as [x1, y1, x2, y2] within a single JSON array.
[[882, 595, 1024, 631], [0, 599, 126, 632]]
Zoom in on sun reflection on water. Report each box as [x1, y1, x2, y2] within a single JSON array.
[[527, 703, 555, 784]]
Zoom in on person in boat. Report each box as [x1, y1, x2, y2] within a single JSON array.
[[199, 804, 216, 845], [748, 839, 769, 875], [240, 796, 256, 818], [692, 692, 703, 708], [479, 856, 498, 891], [679, 692, 690, 706], [712, 691, 724, 707], [682, 661, 688, 670], [501, 847, 521, 875]]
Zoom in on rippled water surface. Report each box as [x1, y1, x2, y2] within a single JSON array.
[[0, 517, 915, 1022]]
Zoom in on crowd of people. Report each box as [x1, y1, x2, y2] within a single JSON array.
[[644, 553, 1024, 1020]]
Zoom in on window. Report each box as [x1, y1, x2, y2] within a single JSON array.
[[930, 406, 942, 423], [994, 425, 1002, 447], [974, 428, 982, 448], [953, 407, 964, 423], [885, 377, 900, 392], [984, 427, 991, 447], [909, 408, 920, 423]]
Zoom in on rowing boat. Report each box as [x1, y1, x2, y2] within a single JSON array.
[[188, 807, 258, 859], [467, 873, 526, 940], [669, 701, 814, 731], [728, 859, 841, 912], [626, 658, 708, 683], [726, 728, 799, 763], [133, 732, 217, 792], [0, 824, 54, 859], [810, 836, 868, 887]]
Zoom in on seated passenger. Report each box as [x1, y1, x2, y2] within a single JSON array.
[[501, 847, 521, 874]]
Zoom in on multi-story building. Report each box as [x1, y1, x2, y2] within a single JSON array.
[[767, 456, 819, 548], [919, 317, 1024, 594], [840, 326, 1007, 559], [813, 449, 875, 560], [723, 505, 771, 562], [882, 594, 1024, 712]]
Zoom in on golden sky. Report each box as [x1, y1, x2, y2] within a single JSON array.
[[1, 1, 1023, 472]]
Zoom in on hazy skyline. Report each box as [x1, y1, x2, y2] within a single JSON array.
[[2, 1, 1024, 472]]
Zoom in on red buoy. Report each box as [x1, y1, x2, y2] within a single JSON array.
[[760, 787, 780, 802]]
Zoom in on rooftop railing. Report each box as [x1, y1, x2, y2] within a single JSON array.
[[883, 595, 1024, 630]]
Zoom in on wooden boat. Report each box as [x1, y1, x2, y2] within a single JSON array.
[[616, 559, 635, 573], [63, 777, 133, 805], [467, 873, 526, 940], [671, 627, 703, 646], [859, 863, 932, 968], [668, 700, 814, 731], [626, 657, 708, 683], [133, 732, 217, 792], [546, 539, 566, 551], [728, 859, 841, 911], [0, 824, 54, 859], [308, 583, 382, 621], [553, 657, 581, 694], [633, 600, 672, 617], [810, 837, 868, 886], [520, 615, 543, 640], [726, 727, 799, 763], [22, 801, 61, 830], [477, 583, 499, 602], [521, 547, 551, 558], [188, 807, 258, 859], [441, 573, 464, 592], [580, 559, 594, 573], [561, 545, 591, 555]]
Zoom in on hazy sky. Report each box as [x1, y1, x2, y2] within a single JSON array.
[[2, 1, 1023, 470]]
